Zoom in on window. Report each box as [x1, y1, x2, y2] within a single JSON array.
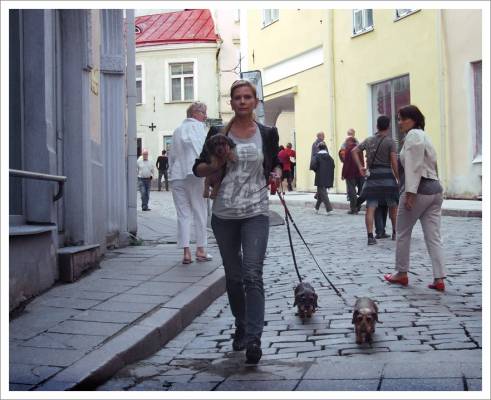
[[472, 61, 482, 159], [136, 64, 143, 104], [395, 9, 419, 20], [262, 9, 279, 27], [371, 75, 410, 150], [169, 62, 194, 102], [352, 9, 373, 35]]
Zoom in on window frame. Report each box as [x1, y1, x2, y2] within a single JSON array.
[[136, 62, 144, 105], [471, 60, 482, 161], [394, 9, 420, 21], [369, 74, 411, 151], [352, 9, 374, 37], [262, 9, 279, 28], [164, 59, 198, 103]]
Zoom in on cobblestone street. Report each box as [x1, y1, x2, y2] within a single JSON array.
[[98, 191, 482, 391]]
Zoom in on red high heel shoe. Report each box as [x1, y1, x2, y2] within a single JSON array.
[[428, 280, 445, 291], [384, 273, 408, 286]]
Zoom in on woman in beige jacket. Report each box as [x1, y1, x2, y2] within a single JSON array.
[[384, 105, 446, 291]]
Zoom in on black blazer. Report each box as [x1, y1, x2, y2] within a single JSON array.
[[192, 122, 281, 183], [310, 152, 335, 188]]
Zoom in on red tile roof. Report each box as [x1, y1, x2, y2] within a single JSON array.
[[135, 9, 219, 47]]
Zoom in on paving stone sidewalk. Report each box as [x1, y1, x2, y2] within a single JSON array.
[[99, 195, 483, 393], [9, 192, 225, 391]]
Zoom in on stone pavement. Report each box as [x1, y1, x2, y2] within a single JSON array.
[[97, 192, 483, 393], [9, 191, 224, 391], [271, 191, 482, 218]]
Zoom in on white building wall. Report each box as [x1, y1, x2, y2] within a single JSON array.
[[214, 9, 241, 123], [136, 44, 219, 162]]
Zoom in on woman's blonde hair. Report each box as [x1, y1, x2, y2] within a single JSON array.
[[224, 80, 258, 135]]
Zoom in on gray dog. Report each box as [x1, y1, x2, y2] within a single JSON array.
[[293, 282, 318, 319], [352, 297, 380, 344]]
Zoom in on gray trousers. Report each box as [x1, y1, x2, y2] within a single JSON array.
[[315, 186, 333, 212], [395, 192, 445, 278]]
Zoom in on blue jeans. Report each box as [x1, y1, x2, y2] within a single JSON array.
[[211, 214, 269, 345], [138, 177, 151, 209]]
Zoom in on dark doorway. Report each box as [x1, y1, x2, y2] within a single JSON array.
[[137, 138, 142, 158]]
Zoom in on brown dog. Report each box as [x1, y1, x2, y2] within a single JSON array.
[[352, 297, 380, 344], [293, 282, 318, 319], [203, 134, 236, 199]]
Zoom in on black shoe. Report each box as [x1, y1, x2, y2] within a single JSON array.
[[245, 340, 262, 364], [368, 236, 377, 245], [392, 232, 396, 240], [232, 329, 246, 351], [375, 233, 390, 239], [142, 207, 148, 211]]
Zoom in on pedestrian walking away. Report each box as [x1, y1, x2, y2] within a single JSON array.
[[278, 143, 295, 191], [340, 135, 363, 214], [169, 102, 212, 265], [311, 132, 326, 200], [384, 105, 446, 291], [310, 142, 335, 214], [193, 79, 282, 364], [352, 115, 399, 245], [137, 149, 154, 211], [156, 150, 169, 191]]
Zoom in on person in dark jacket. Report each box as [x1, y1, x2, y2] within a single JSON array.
[[310, 142, 335, 214], [341, 136, 363, 214], [193, 79, 282, 365], [156, 150, 169, 191]]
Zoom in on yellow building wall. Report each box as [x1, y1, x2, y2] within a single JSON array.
[[332, 9, 443, 191], [247, 9, 328, 67], [246, 9, 465, 195], [275, 111, 295, 147], [247, 9, 331, 191], [443, 9, 482, 198]]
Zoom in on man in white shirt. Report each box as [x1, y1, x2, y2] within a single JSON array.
[[169, 102, 211, 265], [137, 149, 154, 211]]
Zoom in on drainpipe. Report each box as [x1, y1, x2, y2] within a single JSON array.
[[327, 10, 337, 192], [125, 9, 137, 234], [436, 9, 448, 194]]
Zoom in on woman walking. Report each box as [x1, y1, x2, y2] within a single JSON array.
[[168, 102, 212, 264], [310, 142, 335, 214], [352, 115, 399, 245], [193, 80, 282, 364], [384, 105, 446, 291]]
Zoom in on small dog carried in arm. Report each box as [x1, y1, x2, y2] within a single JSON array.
[[352, 297, 380, 344], [203, 134, 236, 199], [293, 282, 319, 319]]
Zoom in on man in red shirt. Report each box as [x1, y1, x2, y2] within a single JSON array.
[[278, 143, 295, 191]]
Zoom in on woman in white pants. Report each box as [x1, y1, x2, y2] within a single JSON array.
[[169, 102, 212, 264], [384, 105, 446, 291]]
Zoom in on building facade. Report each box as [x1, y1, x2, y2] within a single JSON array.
[[135, 10, 220, 165], [213, 8, 242, 124], [8, 9, 137, 311], [244, 8, 482, 198]]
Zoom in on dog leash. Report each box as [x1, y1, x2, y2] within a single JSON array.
[[276, 188, 347, 303]]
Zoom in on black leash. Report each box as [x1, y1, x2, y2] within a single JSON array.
[[282, 194, 303, 283], [277, 189, 346, 303]]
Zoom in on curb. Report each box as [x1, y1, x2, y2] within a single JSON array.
[[269, 199, 482, 218], [34, 270, 226, 390]]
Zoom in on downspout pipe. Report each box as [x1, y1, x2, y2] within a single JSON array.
[[125, 9, 137, 235], [327, 10, 337, 192], [436, 9, 449, 194]]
